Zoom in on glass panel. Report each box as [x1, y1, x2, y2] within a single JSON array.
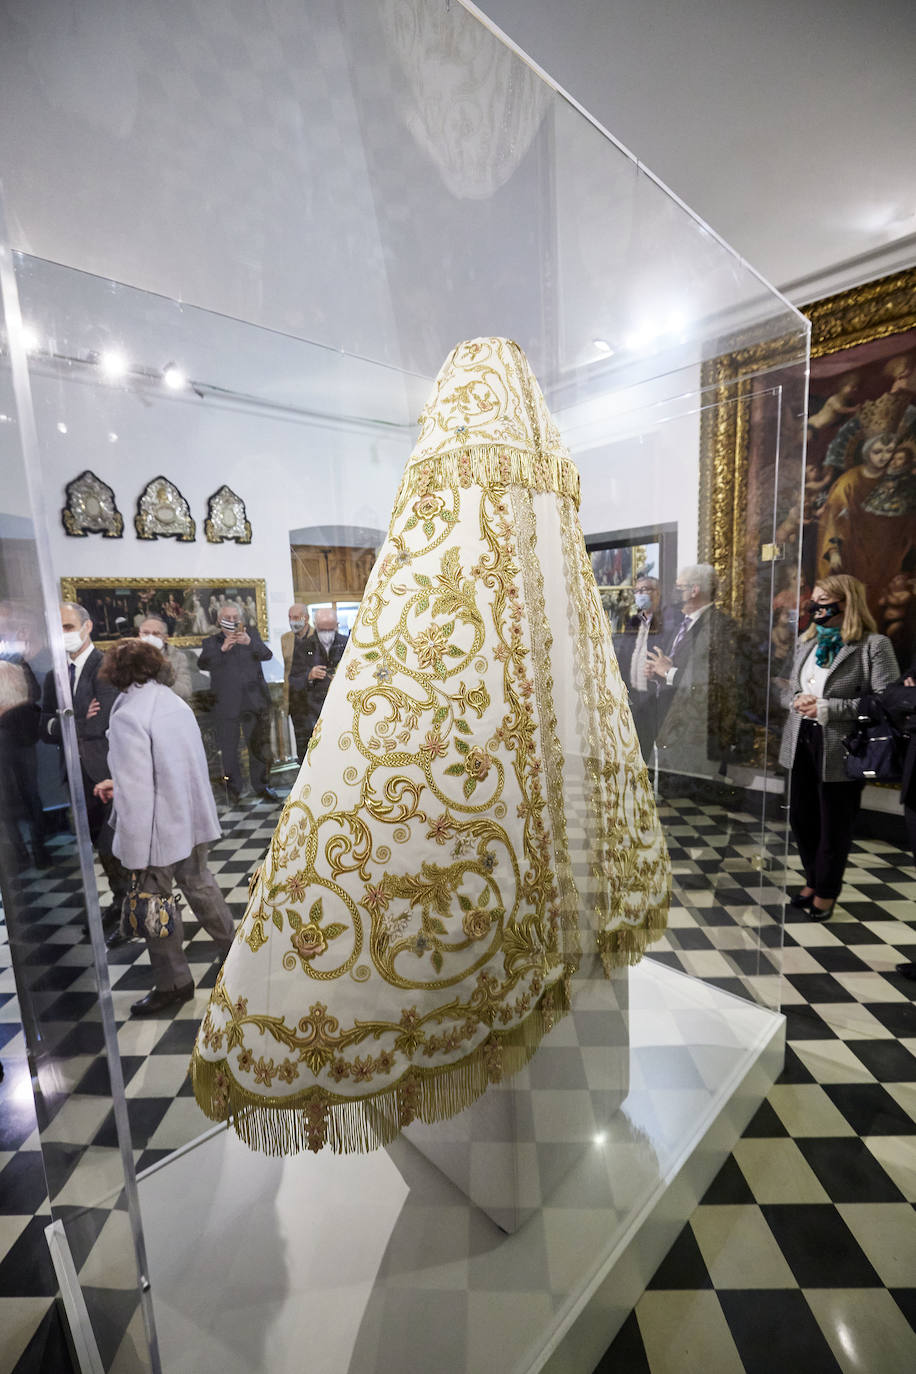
[[0, 228, 159, 1371], [0, 3, 808, 1369]]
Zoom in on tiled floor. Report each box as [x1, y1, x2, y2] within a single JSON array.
[[1, 794, 915, 1373]]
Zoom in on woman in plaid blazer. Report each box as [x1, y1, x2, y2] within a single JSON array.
[[779, 574, 898, 919]]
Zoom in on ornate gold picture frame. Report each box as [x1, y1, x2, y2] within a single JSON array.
[[699, 266, 916, 629], [59, 577, 268, 647]]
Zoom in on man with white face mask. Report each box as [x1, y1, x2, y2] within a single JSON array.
[[281, 604, 312, 764], [288, 607, 349, 756], [138, 616, 193, 703], [613, 574, 666, 761], [40, 603, 129, 930]]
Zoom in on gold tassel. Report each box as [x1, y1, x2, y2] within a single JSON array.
[[393, 445, 581, 511], [190, 980, 572, 1158], [596, 895, 670, 975]]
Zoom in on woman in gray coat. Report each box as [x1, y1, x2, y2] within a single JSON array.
[[94, 639, 235, 1016], [780, 574, 898, 920]]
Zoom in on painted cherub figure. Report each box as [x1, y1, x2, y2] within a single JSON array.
[[878, 571, 916, 642]]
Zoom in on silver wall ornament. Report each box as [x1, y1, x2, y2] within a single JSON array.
[[135, 476, 196, 541], [204, 486, 252, 544], [61, 470, 124, 538]]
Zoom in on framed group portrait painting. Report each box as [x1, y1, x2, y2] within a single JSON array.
[[59, 577, 268, 647]]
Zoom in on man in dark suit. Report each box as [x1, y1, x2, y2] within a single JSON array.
[[289, 608, 348, 755], [613, 574, 667, 761], [40, 603, 129, 923], [198, 602, 279, 803], [646, 564, 749, 784]]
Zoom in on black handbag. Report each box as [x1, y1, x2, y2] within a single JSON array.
[[843, 699, 908, 784]]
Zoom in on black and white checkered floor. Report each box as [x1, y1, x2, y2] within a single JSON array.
[[1, 794, 915, 1373]]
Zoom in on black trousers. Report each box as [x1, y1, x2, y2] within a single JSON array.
[[216, 709, 272, 794], [82, 768, 129, 906], [289, 688, 313, 765], [629, 689, 660, 763], [789, 720, 864, 900]]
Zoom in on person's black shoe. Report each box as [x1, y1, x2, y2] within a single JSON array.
[[895, 961, 916, 981], [106, 927, 128, 950], [100, 903, 121, 930], [257, 787, 282, 803], [804, 900, 836, 922], [130, 984, 195, 1017], [790, 889, 816, 910]]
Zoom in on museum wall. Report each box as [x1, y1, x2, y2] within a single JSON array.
[[0, 372, 411, 665]]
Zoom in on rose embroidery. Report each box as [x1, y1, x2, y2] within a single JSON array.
[[465, 746, 491, 780], [291, 924, 327, 960], [462, 908, 492, 940]]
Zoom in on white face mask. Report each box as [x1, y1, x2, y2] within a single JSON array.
[[289, 619, 306, 631], [140, 633, 164, 651], [220, 619, 238, 632], [318, 629, 336, 648], [62, 629, 85, 654]]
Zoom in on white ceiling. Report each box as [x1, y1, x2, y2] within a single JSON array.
[[0, 0, 910, 394], [476, 0, 916, 302]]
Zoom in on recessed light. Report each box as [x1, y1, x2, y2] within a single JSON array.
[[99, 349, 128, 379], [162, 363, 186, 390]]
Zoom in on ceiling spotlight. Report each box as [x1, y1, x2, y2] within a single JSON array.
[[57, 421, 68, 434], [162, 362, 186, 390], [99, 348, 128, 379], [108, 431, 118, 443], [592, 339, 614, 358]]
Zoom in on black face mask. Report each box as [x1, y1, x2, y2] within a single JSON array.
[[808, 600, 842, 624]]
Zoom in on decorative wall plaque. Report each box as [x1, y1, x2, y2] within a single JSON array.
[[204, 485, 252, 544], [135, 476, 196, 541], [61, 470, 124, 538]]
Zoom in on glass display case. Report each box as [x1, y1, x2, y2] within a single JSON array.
[[0, 2, 808, 1371]]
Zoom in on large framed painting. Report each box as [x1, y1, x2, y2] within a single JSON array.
[[698, 266, 916, 761], [585, 522, 677, 633], [801, 270, 916, 667], [59, 577, 268, 647]]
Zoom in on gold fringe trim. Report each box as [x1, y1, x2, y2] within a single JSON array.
[[597, 896, 671, 977], [190, 978, 572, 1158], [395, 445, 581, 511]]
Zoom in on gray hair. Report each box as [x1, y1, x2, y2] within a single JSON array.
[[141, 615, 168, 635], [678, 564, 719, 600], [61, 601, 91, 626], [221, 602, 242, 618]]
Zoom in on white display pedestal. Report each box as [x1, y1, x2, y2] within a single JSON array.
[[404, 958, 629, 1233], [117, 962, 785, 1374]]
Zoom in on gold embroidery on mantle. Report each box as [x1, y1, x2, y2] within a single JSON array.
[[190, 337, 669, 1156]]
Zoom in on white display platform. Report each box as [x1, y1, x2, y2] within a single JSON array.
[[404, 959, 630, 1233], [119, 962, 785, 1374]]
